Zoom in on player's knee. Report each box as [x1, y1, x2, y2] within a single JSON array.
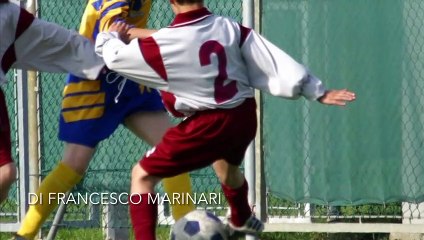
[[131, 164, 160, 186], [218, 173, 243, 188], [213, 162, 244, 188], [0, 162, 17, 184], [62, 144, 95, 174], [0, 162, 17, 202], [131, 163, 149, 180]]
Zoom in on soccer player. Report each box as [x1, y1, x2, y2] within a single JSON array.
[[16, 0, 195, 239], [0, 0, 104, 204], [95, 0, 356, 239]]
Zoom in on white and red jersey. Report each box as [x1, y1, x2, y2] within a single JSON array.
[[95, 7, 325, 116], [0, 2, 104, 85]]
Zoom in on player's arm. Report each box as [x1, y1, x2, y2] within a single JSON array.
[[113, 27, 158, 44], [239, 25, 324, 100], [95, 22, 168, 89], [240, 25, 355, 105], [128, 28, 157, 41], [13, 17, 104, 80], [98, 1, 156, 42]]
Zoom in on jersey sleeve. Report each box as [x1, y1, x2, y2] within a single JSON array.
[[95, 31, 168, 89], [240, 27, 326, 100], [13, 18, 105, 80]]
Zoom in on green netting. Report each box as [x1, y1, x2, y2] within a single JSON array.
[[262, 0, 424, 205]]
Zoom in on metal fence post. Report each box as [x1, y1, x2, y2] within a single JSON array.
[[253, 0, 267, 224], [16, 69, 30, 224], [102, 203, 129, 240], [243, 1, 257, 240], [25, 1, 41, 238], [46, 193, 69, 240]]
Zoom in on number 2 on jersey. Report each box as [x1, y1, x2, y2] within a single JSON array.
[[199, 40, 238, 104]]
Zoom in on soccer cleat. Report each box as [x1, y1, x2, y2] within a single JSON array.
[[10, 233, 26, 240], [223, 208, 231, 224], [228, 215, 264, 235]]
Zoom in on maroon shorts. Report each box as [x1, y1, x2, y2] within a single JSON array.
[[0, 87, 12, 167], [140, 98, 257, 178]]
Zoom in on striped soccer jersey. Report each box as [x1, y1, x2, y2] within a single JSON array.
[[79, 0, 151, 40], [60, 0, 153, 124], [96, 7, 326, 116]]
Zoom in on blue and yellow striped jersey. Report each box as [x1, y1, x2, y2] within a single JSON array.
[[60, 0, 152, 123], [79, 0, 151, 40]]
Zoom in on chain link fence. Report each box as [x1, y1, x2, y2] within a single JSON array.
[[1, 0, 424, 239], [262, 0, 423, 229]]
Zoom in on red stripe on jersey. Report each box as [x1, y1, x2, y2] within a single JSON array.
[[1, 8, 34, 73], [160, 91, 185, 118], [15, 8, 34, 38], [138, 37, 167, 81], [238, 24, 252, 48], [1, 48, 16, 74], [138, 38, 182, 116]]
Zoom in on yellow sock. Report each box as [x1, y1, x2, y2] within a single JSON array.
[[162, 173, 195, 220], [17, 162, 82, 239]]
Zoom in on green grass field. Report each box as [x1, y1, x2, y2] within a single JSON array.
[[0, 231, 390, 240], [0, 197, 398, 240], [0, 227, 390, 240]]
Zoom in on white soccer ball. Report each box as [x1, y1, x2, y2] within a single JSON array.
[[171, 210, 229, 240]]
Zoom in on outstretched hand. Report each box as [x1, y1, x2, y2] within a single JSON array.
[[109, 21, 131, 44], [317, 89, 356, 106]]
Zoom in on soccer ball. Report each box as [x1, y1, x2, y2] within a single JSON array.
[[170, 210, 229, 240]]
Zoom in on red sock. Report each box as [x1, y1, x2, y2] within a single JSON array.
[[221, 180, 251, 227], [129, 193, 157, 240]]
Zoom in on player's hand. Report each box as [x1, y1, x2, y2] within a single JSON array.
[[109, 21, 131, 44], [317, 89, 356, 106]]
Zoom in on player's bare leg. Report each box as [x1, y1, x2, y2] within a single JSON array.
[[62, 143, 95, 174], [212, 159, 245, 188], [0, 162, 17, 203], [130, 164, 160, 197], [125, 111, 195, 220], [124, 111, 170, 147], [129, 163, 161, 240]]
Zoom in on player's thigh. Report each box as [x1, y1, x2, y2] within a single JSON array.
[[124, 110, 172, 146], [62, 143, 96, 174]]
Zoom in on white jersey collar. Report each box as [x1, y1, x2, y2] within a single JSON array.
[[169, 7, 212, 28]]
